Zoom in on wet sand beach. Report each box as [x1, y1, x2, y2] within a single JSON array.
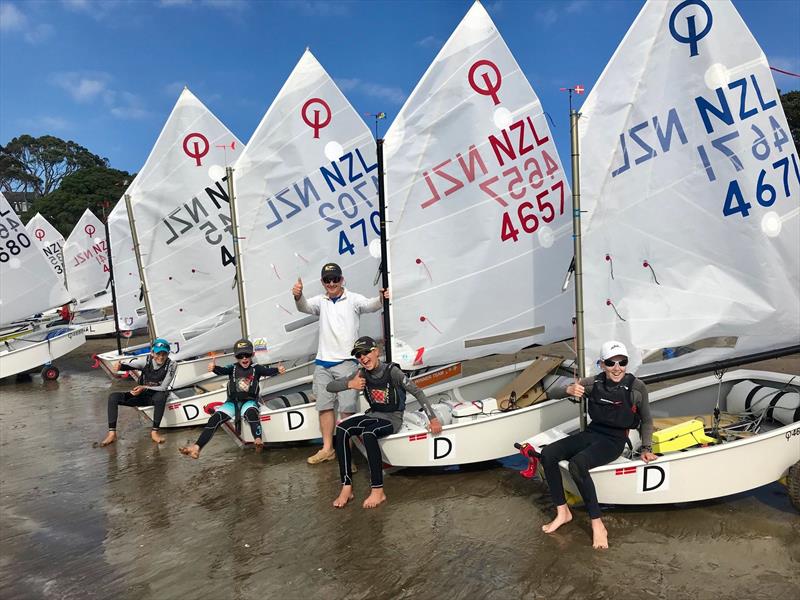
[[1, 338, 798, 600]]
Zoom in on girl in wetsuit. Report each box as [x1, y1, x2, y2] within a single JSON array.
[[99, 338, 177, 446], [327, 336, 443, 509], [179, 339, 285, 459], [539, 340, 658, 549]]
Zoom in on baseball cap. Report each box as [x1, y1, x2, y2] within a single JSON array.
[[321, 263, 342, 279], [600, 340, 628, 360], [152, 338, 170, 354], [351, 336, 378, 356], [234, 339, 254, 356]]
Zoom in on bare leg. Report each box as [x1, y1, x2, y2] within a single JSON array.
[[319, 409, 335, 452], [542, 503, 573, 533], [150, 430, 166, 444], [179, 444, 200, 459], [254, 437, 264, 452], [333, 484, 354, 508], [591, 518, 609, 549], [362, 488, 387, 509], [100, 431, 117, 447]]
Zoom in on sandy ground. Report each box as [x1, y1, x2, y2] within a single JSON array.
[[1, 337, 798, 600]]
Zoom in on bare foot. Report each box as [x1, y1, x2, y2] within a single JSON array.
[[99, 431, 117, 447], [591, 519, 609, 549], [542, 505, 573, 533], [362, 488, 387, 509], [179, 444, 200, 459], [254, 438, 264, 453], [333, 485, 354, 508], [150, 430, 166, 444]]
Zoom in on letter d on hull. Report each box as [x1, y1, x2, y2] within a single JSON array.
[[285, 410, 305, 432], [182, 404, 200, 422], [429, 436, 455, 462], [637, 463, 670, 493]]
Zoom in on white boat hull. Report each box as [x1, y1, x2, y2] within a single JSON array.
[[0, 326, 86, 379], [523, 370, 800, 506], [79, 317, 117, 338], [355, 361, 576, 468]]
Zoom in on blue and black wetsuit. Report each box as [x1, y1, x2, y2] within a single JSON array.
[[195, 363, 280, 449], [107, 355, 177, 432]]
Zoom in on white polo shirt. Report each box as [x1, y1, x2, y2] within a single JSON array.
[[295, 288, 382, 362]]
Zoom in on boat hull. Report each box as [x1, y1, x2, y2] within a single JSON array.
[[96, 347, 236, 387], [0, 326, 86, 378], [525, 370, 800, 506]]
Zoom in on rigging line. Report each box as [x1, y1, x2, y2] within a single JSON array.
[[642, 260, 661, 285], [605, 299, 626, 322]]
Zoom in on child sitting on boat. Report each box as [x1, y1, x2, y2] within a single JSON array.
[[179, 338, 285, 459], [99, 338, 177, 446], [539, 340, 658, 549], [327, 336, 443, 509]]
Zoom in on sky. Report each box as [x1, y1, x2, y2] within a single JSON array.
[[1, 0, 799, 177]]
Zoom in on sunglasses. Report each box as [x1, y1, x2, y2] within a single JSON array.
[[603, 358, 628, 367], [322, 276, 341, 284], [354, 349, 375, 359], [235, 353, 253, 360]]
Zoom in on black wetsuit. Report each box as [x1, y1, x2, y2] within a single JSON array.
[[327, 361, 436, 488], [107, 355, 177, 432], [540, 373, 652, 519], [195, 363, 280, 449]]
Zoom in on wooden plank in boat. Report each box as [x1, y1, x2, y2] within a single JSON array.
[[496, 356, 562, 410]]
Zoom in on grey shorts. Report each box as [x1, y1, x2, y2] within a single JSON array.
[[313, 362, 359, 414]]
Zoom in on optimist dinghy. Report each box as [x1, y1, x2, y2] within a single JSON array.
[[0, 193, 85, 380], [350, 2, 576, 468], [62, 209, 116, 338], [518, 0, 800, 506], [96, 88, 244, 384]]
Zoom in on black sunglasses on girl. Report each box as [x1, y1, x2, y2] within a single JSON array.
[[603, 358, 628, 367], [322, 276, 341, 284], [236, 353, 253, 360]]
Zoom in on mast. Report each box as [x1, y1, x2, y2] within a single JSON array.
[[124, 194, 156, 341], [102, 208, 123, 355], [569, 102, 587, 431], [376, 138, 392, 363], [226, 166, 248, 340]]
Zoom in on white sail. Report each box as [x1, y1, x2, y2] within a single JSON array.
[[108, 186, 146, 331], [0, 192, 72, 325], [383, 1, 573, 368], [26, 212, 65, 282], [63, 208, 110, 304], [129, 88, 244, 359], [578, 0, 800, 376], [233, 49, 381, 363]]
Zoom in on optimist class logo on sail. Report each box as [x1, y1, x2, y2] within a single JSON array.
[[419, 58, 567, 244]]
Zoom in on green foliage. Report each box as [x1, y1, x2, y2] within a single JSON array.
[[779, 91, 799, 149], [30, 166, 132, 236], [0, 135, 107, 196]]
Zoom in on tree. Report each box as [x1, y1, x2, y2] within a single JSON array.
[[0, 135, 108, 196], [30, 165, 133, 236], [780, 91, 799, 149]]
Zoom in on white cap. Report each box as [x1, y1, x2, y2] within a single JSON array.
[[600, 340, 628, 360]]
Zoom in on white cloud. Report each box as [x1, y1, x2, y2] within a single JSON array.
[[335, 78, 407, 105], [565, 0, 590, 14], [109, 91, 149, 120], [164, 81, 188, 97], [159, 0, 193, 5], [1, 2, 54, 44], [24, 23, 54, 44], [415, 35, 442, 49], [0, 2, 25, 31], [19, 115, 72, 132], [52, 72, 111, 102], [536, 7, 559, 27]]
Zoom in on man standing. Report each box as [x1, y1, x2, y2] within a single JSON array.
[[292, 262, 385, 464]]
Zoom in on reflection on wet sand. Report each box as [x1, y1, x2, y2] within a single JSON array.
[[1, 338, 798, 599]]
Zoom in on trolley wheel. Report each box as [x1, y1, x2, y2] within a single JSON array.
[[42, 365, 60, 381], [788, 460, 800, 512]]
